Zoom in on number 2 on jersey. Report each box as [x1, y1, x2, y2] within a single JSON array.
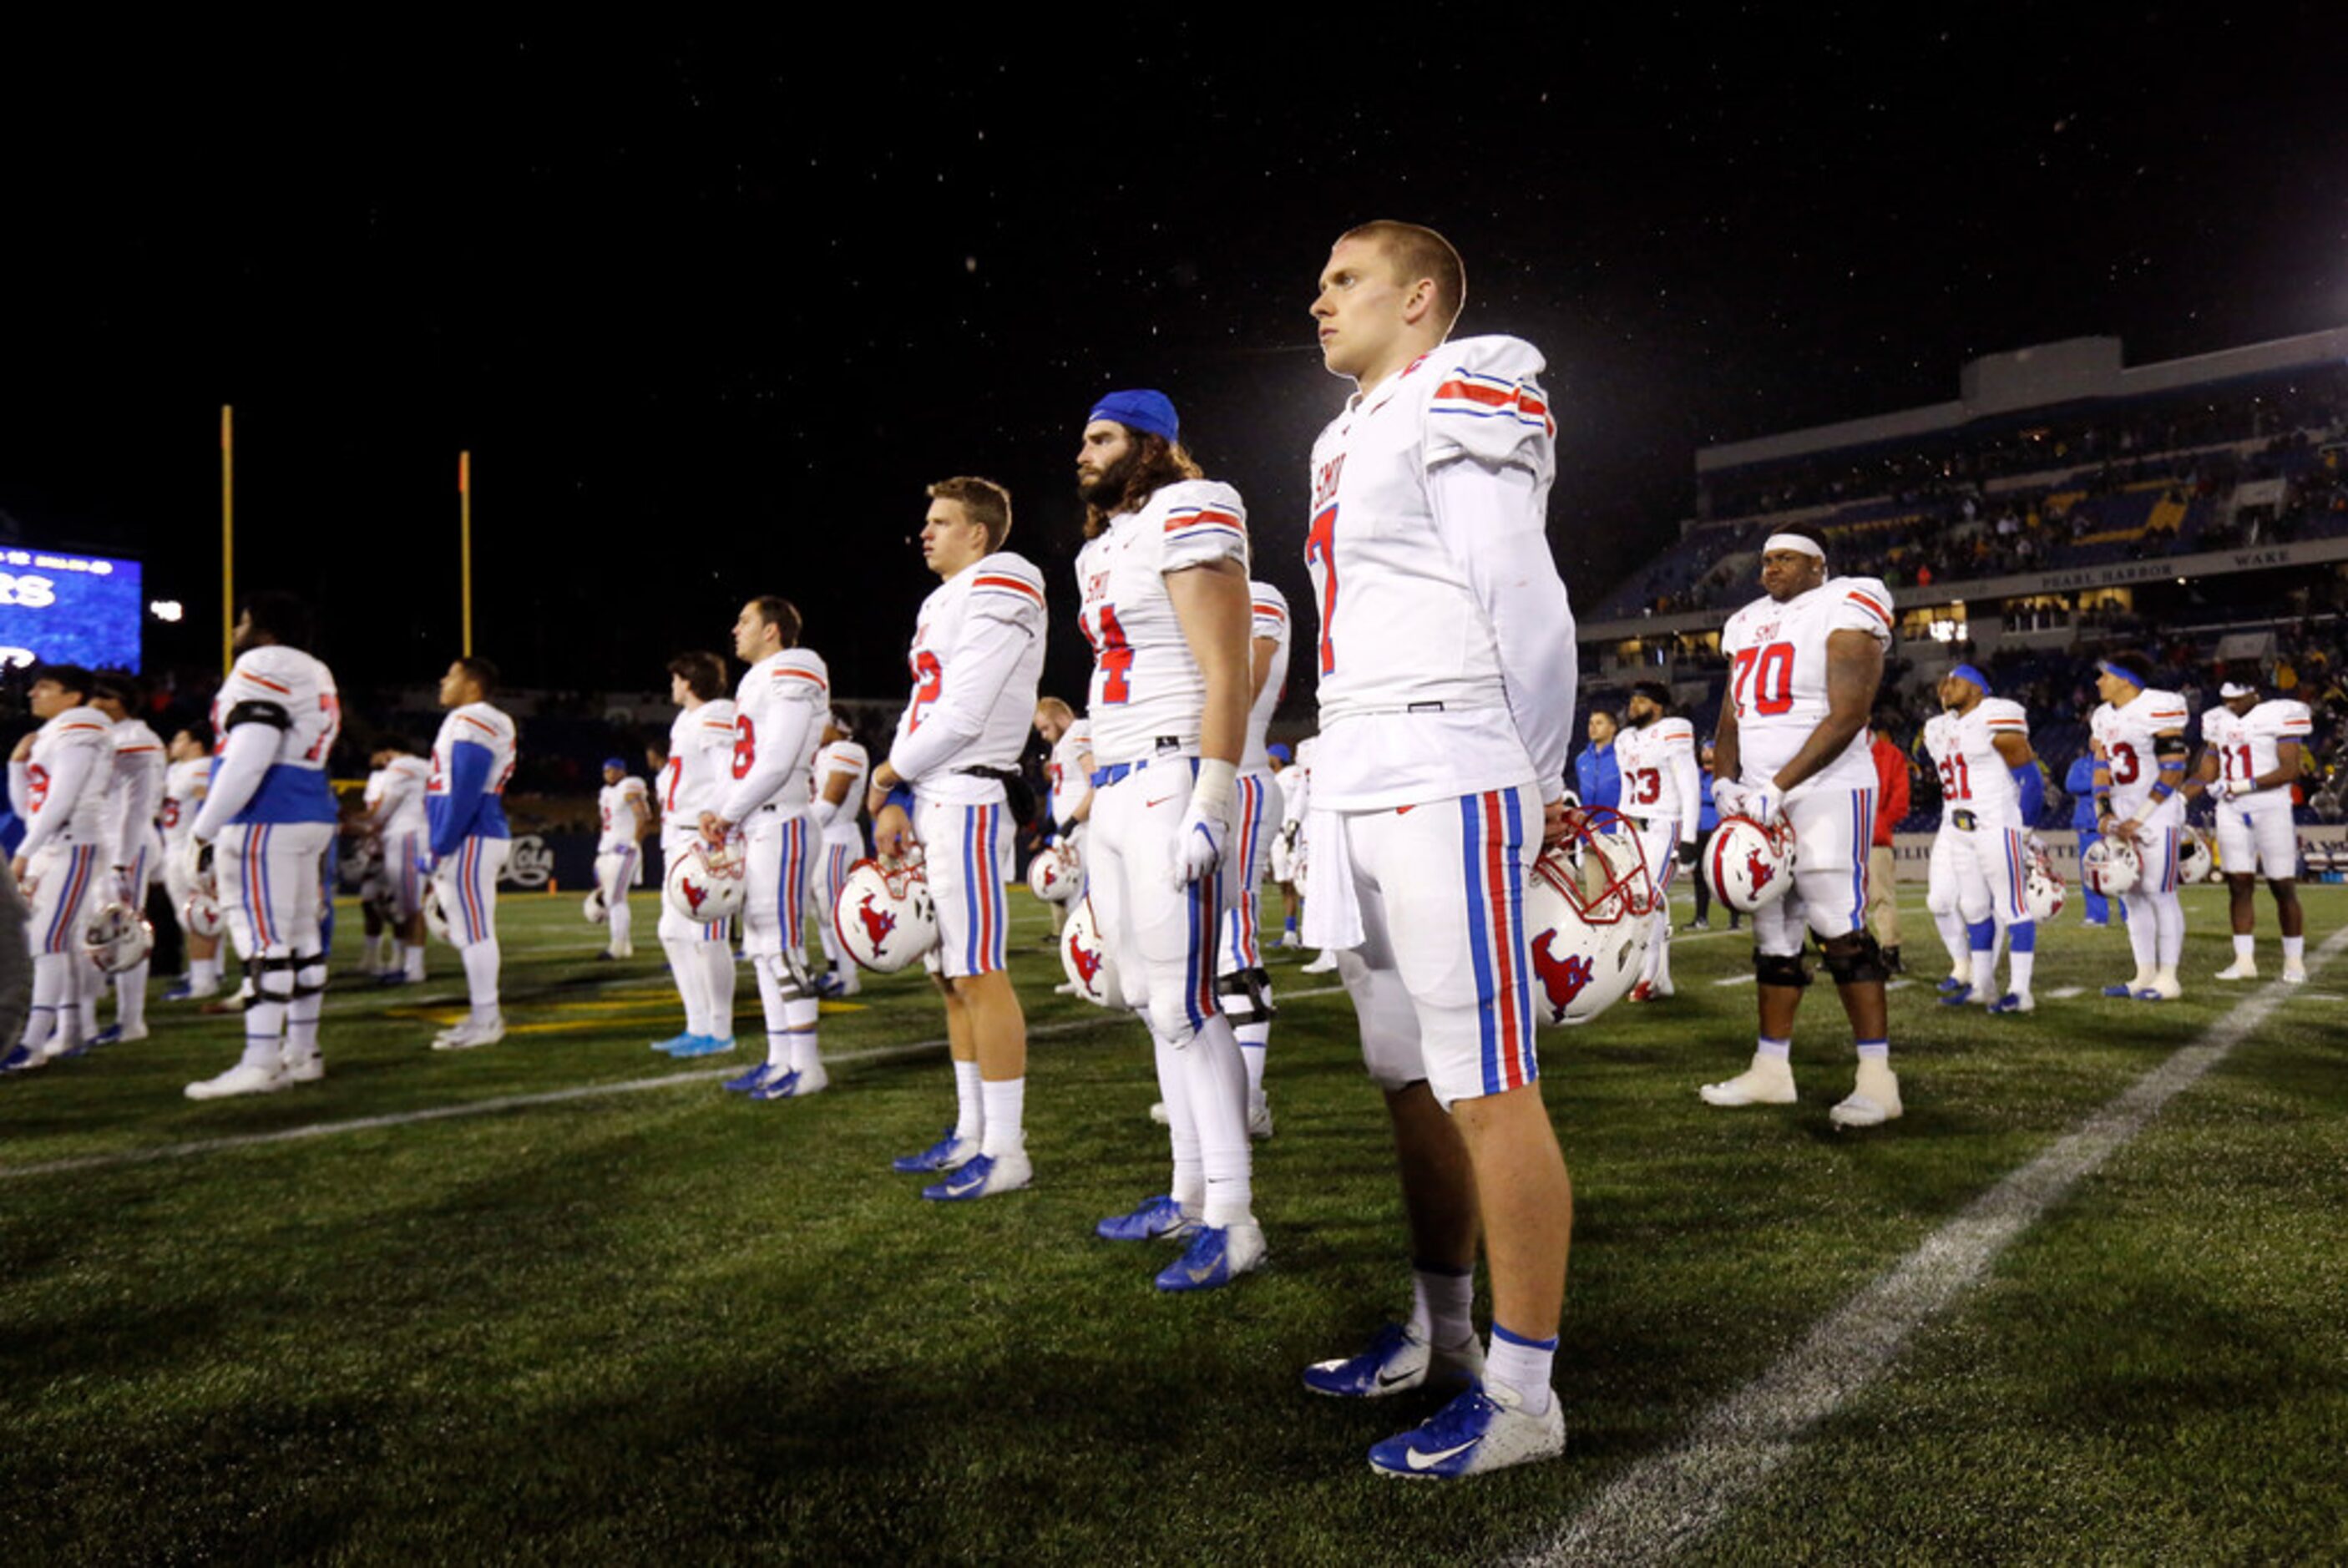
[[1731, 642, 1795, 718], [906, 652, 944, 730]]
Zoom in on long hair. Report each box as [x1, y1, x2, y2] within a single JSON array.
[[1084, 432, 1204, 539]]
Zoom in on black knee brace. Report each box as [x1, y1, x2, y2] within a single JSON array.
[[1217, 966, 1276, 1027], [1819, 929, 1891, 985], [291, 951, 328, 999], [1754, 948, 1811, 989], [245, 953, 301, 1007]]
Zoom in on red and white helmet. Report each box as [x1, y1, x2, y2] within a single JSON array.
[[181, 888, 225, 941], [1526, 807, 1661, 1028], [2022, 836, 2067, 923], [83, 902, 155, 975], [2175, 827, 2217, 885], [832, 857, 939, 974], [423, 882, 453, 944], [1060, 895, 1124, 1008], [1027, 842, 1082, 905], [1704, 814, 1798, 914], [665, 838, 749, 925], [583, 887, 610, 924], [2081, 836, 2140, 897]]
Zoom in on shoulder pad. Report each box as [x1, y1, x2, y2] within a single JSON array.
[[223, 699, 293, 731]]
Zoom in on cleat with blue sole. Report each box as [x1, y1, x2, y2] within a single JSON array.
[[1303, 1322, 1484, 1399], [1987, 993, 2033, 1014], [2102, 983, 2139, 998], [746, 1070, 801, 1102], [922, 1149, 1031, 1201], [724, 1063, 777, 1094], [893, 1130, 978, 1173], [1936, 976, 1968, 995], [669, 1034, 736, 1059], [1096, 1195, 1197, 1242], [1154, 1221, 1266, 1292], [1937, 983, 1974, 1007], [1368, 1383, 1565, 1479], [650, 1033, 699, 1054]]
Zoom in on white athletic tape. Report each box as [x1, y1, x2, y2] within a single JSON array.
[[1513, 923, 2348, 1567]]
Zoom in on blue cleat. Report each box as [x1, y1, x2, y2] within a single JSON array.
[[2, 1044, 42, 1074], [1366, 1382, 1566, 1479], [812, 972, 845, 1000], [1937, 983, 1974, 1008], [1936, 976, 1968, 995], [921, 1149, 1032, 1201], [650, 1033, 698, 1054], [162, 980, 196, 1001], [376, 972, 414, 988], [893, 1130, 978, 1172], [1987, 992, 2035, 1014], [747, 1069, 801, 1101], [1303, 1321, 1484, 1400], [724, 1062, 777, 1094], [1154, 1221, 1267, 1292], [2102, 983, 2138, 998], [669, 1034, 736, 1059], [1096, 1195, 1197, 1242]]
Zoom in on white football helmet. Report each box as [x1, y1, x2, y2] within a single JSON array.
[[1526, 808, 1661, 1028], [180, 836, 219, 898], [583, 887, 610, 924], [2175, 827, 2217, 885], [1026, 842, 1082, 905], [181, 888, 225, 941], [665, 838, 749, 925], [2021, 836, 2067, 923], [2081, 836, 2141, 897], [1704, 814, 1798, 914], [832, 858, 939, 974], [423, 882, 453, 944], [1060, 895, 1124, 1009], [83, 902, 155, 975]]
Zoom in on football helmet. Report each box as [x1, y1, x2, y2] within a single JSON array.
[[2175, 827, 2217, 885], [832, 857, 939, 974], [2021, 836, 2067, 923], [1704, 813, 1798, 914], [665, 837, 749, 925], [1526, 807, 1660, 1028], [1026, 842, 1082, 904], [583, 887, 610, 924], [1060, 895, 1124, 1009], [83, 902, 155, 975], [180, 836, 218, 898], [423, 882, 453, 944], [180, 888, 226, 941], [2081, 836, 2141, 897]]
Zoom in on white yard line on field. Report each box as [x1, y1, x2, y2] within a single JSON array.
[[0, 987, 1352, 1181], [1511, 922, 2348, 1568]]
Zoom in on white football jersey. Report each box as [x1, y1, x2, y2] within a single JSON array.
[[159, 756, 210, 847], [1282, 735, 1317, 826], [598, 776, 650, 849], [1613, 716, 1699, 827], [660, 698, 739, 837], [1306, 335, 1569, 810], [13, 705, 114, 848], [889, 551, 1049, 802], [720, 650, 829, 821], [2202, 700, 2311, 802], [1075, 480, 1251, 770], [1719, 574, 1894, 793], [1048, 718, 1095, 822], [812, 738, 870, 836], [208, 645, 342, 824], [2090, 686, 2190, 825], [427, 701, 519, 842], [1240, 579, 1292, 773], [108, 718, 167, 861], [369, 755, 431, 837], [1925, 698, 2029, 825]]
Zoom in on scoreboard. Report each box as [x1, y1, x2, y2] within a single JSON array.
[[0, 549, 143, 672]]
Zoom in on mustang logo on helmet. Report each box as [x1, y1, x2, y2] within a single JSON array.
[[857, 895, 898, 953], [680, 878, 708, 914], [1747, 846, 1776, 893], [1070, 940, 1103, 985], [1532, 933, 1594, 1013]]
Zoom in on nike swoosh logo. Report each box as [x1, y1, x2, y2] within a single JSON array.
[[1375, 1368, 1419, 1388], [1186, 1255, 1224, 1283], [1406, 1439, 1479, 1470], [1395, 805, 1417, 815]]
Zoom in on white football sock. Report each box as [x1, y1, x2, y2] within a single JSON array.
[[662, 938, 708, 1036], [2233, 933, 2254, 961], [785, 994, 821, 1075], [1151, 1027, 1203, 1216], [953, 1059, 984, 1143], [699, 943, 736, 1039], [286, 955, 326, 1060], [2007, 948, 2035, 995], [194, 953, 225, 987], [115, 959, 151, 1033], [979, 1075, 1025, 1158], [1486, 1325, 1557, 1414], [609, 899, 632, 955], [459, 940, 501, 1023], [2153, 892, 2185, 968], [2123, 894, 2157, 974], [23, 953, 68, 1055], [1410, 1262, 1475, 1349], [1237, 1026, 1268, 1109], [2283, 935, 2306, 964], [1970, 946, 1996, 996], [753, 961, 789, 1066], [1933, 908, 1969, 976], [1186, 1014, 1253, 1227], [1757, 1034, 1792, 1061]]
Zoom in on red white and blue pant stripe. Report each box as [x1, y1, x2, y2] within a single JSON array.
[[1460, 789, 1536, 1097], [452, 837, 496, 945], [1222, 772, 1271, 973], [38, 844, 99, 955], [959, 804, 1007, 975]]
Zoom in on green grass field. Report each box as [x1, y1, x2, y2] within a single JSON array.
[[3, 884, 2345, 1565]]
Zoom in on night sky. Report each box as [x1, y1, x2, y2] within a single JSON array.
[[3, 12, 2342, 711]]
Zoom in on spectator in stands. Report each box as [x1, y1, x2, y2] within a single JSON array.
[[1688, 739, 1724, 931], [1574, 708, 1621, 812], [2066, 751, 2115, 926], [1867, 713, 1910, 972]]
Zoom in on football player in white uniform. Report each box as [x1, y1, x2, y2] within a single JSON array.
[[365, 742, 432, 984], [1273, 735, 1314, 950], [1700, 529, 1898, 1125], [159, 726, 224, 999], [807, 712, 870, 999], [1920, 665, 2042, 1012], [868, 476, 1045, 1195], [88, 675, 167, 1044], [594, 756, 653, 960], [1032, 695, 1093, 951], [1070, 389, 1263, 1284], [2089, 652, 2192, 1000], [699, 599, 831, 1097], [425, 656, 519, 1048], [3, 665, 114, 1071], [1298, 223, 1579, 1477], [1223, 579, 1291, 1135], [654, 651, 741, 1056], [1612, 680, 1701, 1001], [2192, 679, 2310, 982], [181, 595, 344, 1098]]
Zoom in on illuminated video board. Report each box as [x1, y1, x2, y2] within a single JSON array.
[[0, 549, 143, 672]]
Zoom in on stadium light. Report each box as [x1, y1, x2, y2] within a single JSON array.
[[150, 599, 184, 622]]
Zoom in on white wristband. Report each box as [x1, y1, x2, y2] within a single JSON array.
[[1190, 757, 1238, 818]]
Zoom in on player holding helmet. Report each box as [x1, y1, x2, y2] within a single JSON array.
[[1920, 665, 2042, 1013], [1612, 680, 1700, 1001], [88, 674, 166, 1044], [2089, 652, 2192, 1000], [868, 477, 1047, 1196], [807, 712, 871, 1000], [3, 665, 114, 1071], [1698, 528, 1898, 1126], [654, 652, 741, 1058], [1295, 222, 1580, 1478], [2193, 679, 2310, 983]]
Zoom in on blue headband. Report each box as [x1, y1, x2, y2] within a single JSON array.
[[1088, 389, 1180, 445], [602, 756, 627, 771], [1268, 743, 1293, 764], [1950, 664, 1991, 694], [2096, 660, 2142, 689]]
